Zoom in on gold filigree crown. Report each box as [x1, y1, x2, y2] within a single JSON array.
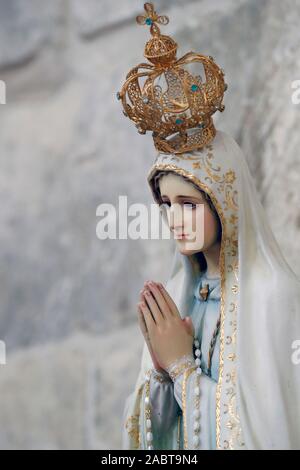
[[117, 2, 227, 154]]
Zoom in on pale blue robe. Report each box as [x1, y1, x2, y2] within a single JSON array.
[[137, 270, 221, 449]]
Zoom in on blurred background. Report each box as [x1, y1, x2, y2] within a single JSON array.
[[0, 0, 299, 449]]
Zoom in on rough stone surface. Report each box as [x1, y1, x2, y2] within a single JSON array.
[[0, 326, 142, 449], [0, 0, 299, 449]]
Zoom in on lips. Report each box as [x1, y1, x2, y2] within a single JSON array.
[[174, 233, 188, 239]]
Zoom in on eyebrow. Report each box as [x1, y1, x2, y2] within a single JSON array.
[[161, 194, 202, 201]]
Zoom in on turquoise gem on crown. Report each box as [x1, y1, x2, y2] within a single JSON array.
[[146, 17, 153, 25], [175, 118, 183, 125], [191, 84, 199, 92]]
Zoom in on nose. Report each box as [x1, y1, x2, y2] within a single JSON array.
[[168, 204, 184, 232]]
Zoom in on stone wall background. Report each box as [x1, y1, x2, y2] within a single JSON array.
[[0, 0, 299, 449]]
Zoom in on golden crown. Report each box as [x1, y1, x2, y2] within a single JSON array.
[[117, 2, 227, 154]]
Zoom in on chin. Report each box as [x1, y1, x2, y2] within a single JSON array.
[[177, 240, 205, 255]]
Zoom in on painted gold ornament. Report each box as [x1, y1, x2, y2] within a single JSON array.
[[199, 283, 209, 301], [117, 2, 227, 154]]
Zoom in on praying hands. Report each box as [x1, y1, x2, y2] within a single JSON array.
[[137, 280, 195, 372]]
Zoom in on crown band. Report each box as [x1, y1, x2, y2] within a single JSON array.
[[152, 117, 216, 154]]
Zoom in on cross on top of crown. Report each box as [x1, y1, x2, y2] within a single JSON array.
[[136, 2, 169, 33]]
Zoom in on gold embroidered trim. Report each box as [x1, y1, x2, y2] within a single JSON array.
[[166, 354, 195, 382], [177, 413, 181, 449], [148, 163, 227, 448], [125, 414, 140, 448], [144, 371, 152, 449], [125, 383, 144, 449], [147, 157, 243, 449], [182, 366, 196, 449]]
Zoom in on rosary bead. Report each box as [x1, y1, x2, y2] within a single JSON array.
[[193, 435, 200, 447], [194, 420, 200, 432]]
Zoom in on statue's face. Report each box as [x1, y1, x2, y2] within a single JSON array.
[[159, 173, 221, 255]]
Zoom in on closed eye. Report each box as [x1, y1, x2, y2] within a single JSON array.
[[160, 201, 197, 209], [182, 202, 197, 209]]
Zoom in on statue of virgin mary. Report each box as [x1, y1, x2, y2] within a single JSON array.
[[121, 129, 300, 450], [118, 3, 300, 450]]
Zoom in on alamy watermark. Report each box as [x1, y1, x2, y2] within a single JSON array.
[[291, 339, 300, 365], [96, 196, 205, 250], [291, 80, 300, 104], [0, 340, 6, 365], [0, 80, 6, 104]]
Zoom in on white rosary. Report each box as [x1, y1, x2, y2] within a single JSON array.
[[143, 335, 202, 450]]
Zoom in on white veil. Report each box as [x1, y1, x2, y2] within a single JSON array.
[[142, 129, 300, 449]]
